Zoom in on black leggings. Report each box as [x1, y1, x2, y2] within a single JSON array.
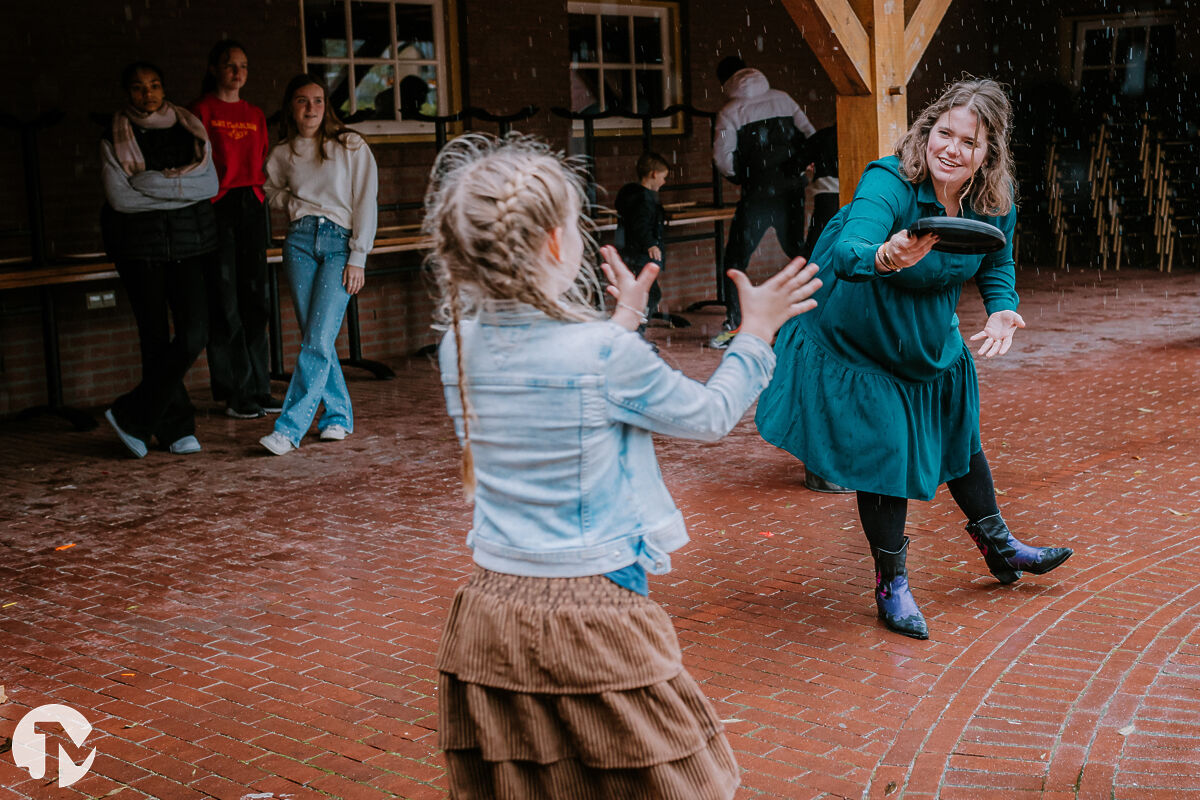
[[857, 450, 1001, 553]]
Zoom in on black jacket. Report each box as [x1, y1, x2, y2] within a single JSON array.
[[614, 183, 665, 269], [101, 124, 218, 262]]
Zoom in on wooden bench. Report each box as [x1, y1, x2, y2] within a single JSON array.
[[0, 233, 427, 427], [2, 206, 737, 426]]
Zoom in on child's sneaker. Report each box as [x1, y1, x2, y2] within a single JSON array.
[[260, 431, 296, 455], [320, 424, 350, 441], [708, 325, 739, 350]]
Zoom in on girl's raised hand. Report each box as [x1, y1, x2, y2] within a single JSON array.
[[731, 257, 822, 343], [599, 245, 659, 331]]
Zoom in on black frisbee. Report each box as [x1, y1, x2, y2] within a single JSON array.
[[908, 217, 1006, 255]]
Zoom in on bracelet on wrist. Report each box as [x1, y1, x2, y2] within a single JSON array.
[[616, 301, 648, 324], [876, 245, 899, 273]]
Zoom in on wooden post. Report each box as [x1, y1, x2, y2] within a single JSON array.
[[781, 0, 953, 204]]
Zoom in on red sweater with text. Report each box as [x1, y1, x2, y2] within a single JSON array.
[[190, 95, 268, 202]]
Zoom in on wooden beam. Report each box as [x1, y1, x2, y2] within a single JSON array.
[[903, 0, 953, 82], [836, 0, 908, 204], [779, 0, 872, 95]]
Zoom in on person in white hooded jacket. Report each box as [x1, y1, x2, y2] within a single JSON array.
[[710, 56, 816, 349]]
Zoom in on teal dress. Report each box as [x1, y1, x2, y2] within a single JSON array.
[[755, 156, 1018, 501]]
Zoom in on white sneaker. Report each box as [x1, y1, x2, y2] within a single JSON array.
[[168, 435, 202, 455], [105, 409, 147, 459], [260, 431, 296, 455], [319, 424, 350, 441]]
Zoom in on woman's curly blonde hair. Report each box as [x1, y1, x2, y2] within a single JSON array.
[[895, 77, 1016, 216], [422, 133, 601, 500]]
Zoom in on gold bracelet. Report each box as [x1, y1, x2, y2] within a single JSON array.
[[877, 245, 899, 273]]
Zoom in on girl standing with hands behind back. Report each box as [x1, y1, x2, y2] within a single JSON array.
[[190, 40, 279, 420], [260, 75, 378, 455], [427, 135, 821, 799]]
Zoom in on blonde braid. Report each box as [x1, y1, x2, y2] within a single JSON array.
[[447, 279, 475, 503], [423, 134, 604, 503]]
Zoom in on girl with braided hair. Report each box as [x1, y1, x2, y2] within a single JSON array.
[[427, 134, 822, 798]]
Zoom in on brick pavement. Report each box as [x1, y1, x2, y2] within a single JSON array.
[[1, 266, 1198, 799]]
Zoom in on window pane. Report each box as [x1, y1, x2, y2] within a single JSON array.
[[602, 15, 630, 63], [635, 69, 663, 113], [351, 1, 392, 56], [398, 65, 438, 117], [305, 0, 348, 58], [353, 63, 395, 119], [633, 17, 662, 64], [569, 14, 597, 63], [1082, 28, 1113, 66], [318, 64, 352, 117], [1145, 25, 1175, 92], [571, 68, 600, 113], [396, 4, 435, 58], [1115, 24, 1146, 63], [604, 69, 632, 112]]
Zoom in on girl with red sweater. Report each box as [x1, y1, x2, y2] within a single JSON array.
[[190, 40, 280, 420]]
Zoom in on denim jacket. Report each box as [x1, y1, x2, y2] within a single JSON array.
[[440, 299, 776, 578]]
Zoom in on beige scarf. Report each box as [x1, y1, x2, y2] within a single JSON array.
[[112, 101, 210, 177]]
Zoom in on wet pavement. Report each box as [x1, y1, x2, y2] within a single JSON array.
[[2, 266, 1199, 799]]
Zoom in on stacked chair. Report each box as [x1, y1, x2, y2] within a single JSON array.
[[1043, 114, 1197, 271]]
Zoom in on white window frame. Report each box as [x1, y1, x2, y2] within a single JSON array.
[[299, 0, 449, 137], [568, 1, 681, 132], [1069, 12, 1176, 90]]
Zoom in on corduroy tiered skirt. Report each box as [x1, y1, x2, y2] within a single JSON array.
[[437, 566, 739, 799]]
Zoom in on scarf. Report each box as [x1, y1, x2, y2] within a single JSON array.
[[112, 100, 210, 177]]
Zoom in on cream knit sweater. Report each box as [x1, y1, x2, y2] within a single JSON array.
[[264, 132, 379, 267]]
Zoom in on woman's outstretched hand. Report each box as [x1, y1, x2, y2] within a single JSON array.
[[730, 257, 822, 343], [970, 310, 1025, 357], [600, 245, 659, 331]]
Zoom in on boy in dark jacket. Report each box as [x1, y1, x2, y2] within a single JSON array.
[[615, 152, 669, 333]]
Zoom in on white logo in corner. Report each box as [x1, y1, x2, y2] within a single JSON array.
[[11, 704, 96, 787]]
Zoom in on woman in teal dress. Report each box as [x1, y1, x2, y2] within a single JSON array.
[[755, 79, 1072, 640]]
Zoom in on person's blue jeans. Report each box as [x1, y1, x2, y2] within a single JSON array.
[[275, 215, 354, 445]]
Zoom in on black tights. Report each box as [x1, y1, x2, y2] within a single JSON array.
[[857, 450, 1001, 553]]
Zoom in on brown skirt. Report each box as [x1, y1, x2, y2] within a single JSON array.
[[437, 566, 739, 800]]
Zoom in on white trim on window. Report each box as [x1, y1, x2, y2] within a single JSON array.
[[299, 0, 449, 136], [1069, 12, 1175, 90], [568, 1, 681, 131]]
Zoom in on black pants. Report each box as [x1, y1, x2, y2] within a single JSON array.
[[621, 253, 663, 323], [857, 450, 1002, 553], [721, 180, 806, 328], [112, 255, 210, 445], [207, 187, 270, 404], [805, 192, 840, 254]]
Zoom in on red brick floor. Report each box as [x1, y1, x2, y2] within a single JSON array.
[[2, 266, 1199, 799]]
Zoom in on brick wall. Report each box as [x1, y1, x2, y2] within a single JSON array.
[[5, 0, 1192, 416]]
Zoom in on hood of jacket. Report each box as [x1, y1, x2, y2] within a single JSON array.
[[724, 68, 770, 100]]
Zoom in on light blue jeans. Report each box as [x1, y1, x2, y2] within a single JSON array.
[[275, 215, 354, 445]]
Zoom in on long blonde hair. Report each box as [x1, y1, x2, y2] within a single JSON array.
[[895, 78, 1015, 216], [423, 133, 600, 501]]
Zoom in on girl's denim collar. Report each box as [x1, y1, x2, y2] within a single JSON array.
[[477, 298, 549, 325]]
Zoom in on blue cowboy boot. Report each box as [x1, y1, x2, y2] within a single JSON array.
[[872, 537, 928, 640], [965, 513, 1073, 584]]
